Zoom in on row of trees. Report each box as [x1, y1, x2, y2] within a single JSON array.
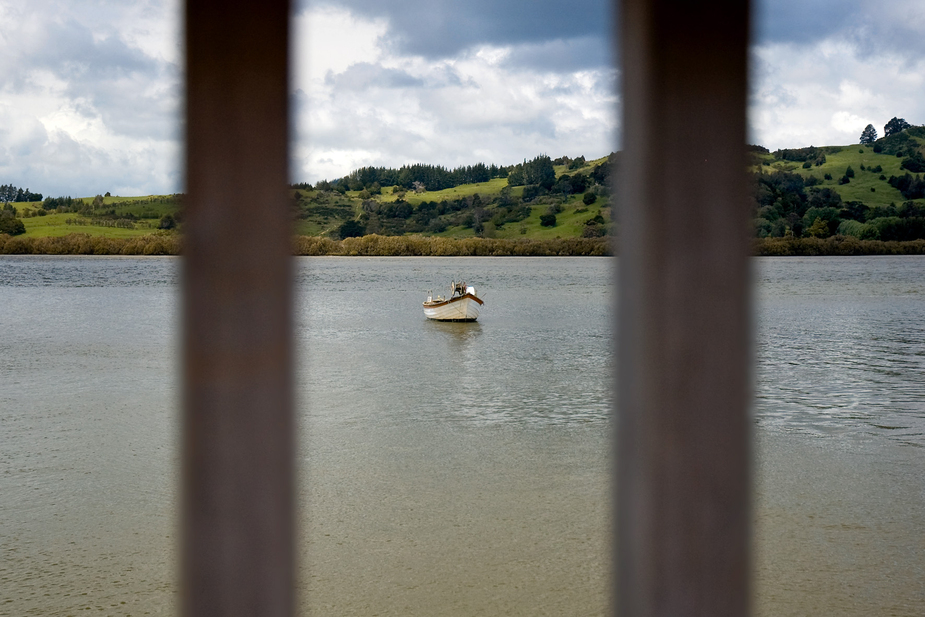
[[321, 161, 509, 193], [773, 145, 832, 165], [300, 153, 616, 196], [0, 184, 43, 203], [506, 155, 556, 188]]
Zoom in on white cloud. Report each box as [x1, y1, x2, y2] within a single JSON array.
[[295, 5, 388, 85], [0, 0, 180, 197], [750, 39, 925, 149], [830, 111, 868, 135], [3, 0, 924, 196], [292, 8, 617, 184]]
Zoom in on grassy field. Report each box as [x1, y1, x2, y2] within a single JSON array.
[[371, 177, 518, 204], [19, 214, 156, 238], [755, 141, 925, 208], [12, 195, 180, 238]]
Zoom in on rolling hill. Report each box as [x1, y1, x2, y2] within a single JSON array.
[[4, 124, 925, 245]]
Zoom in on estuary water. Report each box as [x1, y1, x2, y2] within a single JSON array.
[[1, 255, 924, 616]]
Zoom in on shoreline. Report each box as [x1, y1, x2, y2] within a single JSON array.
[[3, 232, 925, 256], [0, 233, 612, 257], [754, 236, 925, 256]]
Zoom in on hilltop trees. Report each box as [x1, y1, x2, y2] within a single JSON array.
[[0, 184, 42, 203], [884, 117, 911, 137], [859, 124, 878, 144], [507, 155, 556, 190], [335, 162, 505, 193]]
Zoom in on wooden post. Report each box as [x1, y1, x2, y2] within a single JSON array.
[[182, 0, 293, 615], [616, 1, 751, 615]]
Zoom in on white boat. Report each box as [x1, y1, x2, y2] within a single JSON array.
[[423, 281, 484, 322]]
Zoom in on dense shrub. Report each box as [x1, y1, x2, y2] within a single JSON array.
[[898, 201, 925, 218], [888, 173, 925, 199], [522, 185, 544, 201], [804, 217, 830, 238], [837, 219, 879, 240], [546, 203, 563, 215], [901, 151, 925, 173], [869, 216, 925, 241], [158, 214, 177, 230], [338, 220, 366, 239], [582, 224, 606, 238], [753, 218, 772, 237], [0, 215, 26, 236]]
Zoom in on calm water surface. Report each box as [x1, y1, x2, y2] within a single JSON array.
[[1, 255, 923, 616]]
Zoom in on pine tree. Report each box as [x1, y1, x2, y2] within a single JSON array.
[[859, 124, 878, 144]]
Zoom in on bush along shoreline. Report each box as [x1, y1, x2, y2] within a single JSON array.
[[291, 234, 612, 256], [754, 236, 925, 256], [0, 233, 612, 256], [4, 232, 925, 256], [0, 232, 182, 255]]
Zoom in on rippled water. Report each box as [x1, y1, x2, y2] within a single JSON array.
[[296, 258, 611, 428], [1, 255, 924, 616], [755, 257, 925, 444]]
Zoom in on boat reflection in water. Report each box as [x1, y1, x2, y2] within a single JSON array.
[[423, 280, 484, 322]]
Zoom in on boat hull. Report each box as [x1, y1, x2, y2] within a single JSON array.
[[423, 294, 482, 321]]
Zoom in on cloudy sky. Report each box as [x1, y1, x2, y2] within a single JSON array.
[[1, 0, 924, 197]]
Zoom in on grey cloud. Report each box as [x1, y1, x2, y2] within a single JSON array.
[[2, 16, 180, 142], [325, 62, 425, 90], [305, 0, 925, 69], [304, 0, 610, 67], [753, 0, 859, 46], [0, 20, 180, 195], [1, 125, 179, 197], [16, 19, 159, 84], [754, 0, 925, 57], [501, 36, 611, 72]]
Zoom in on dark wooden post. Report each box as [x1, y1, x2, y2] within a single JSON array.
[[182, 0, 293, 615], [616, 1, 751, 616]]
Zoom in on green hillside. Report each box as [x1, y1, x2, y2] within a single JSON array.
[[749, 125, 925, 240], [4, 124, 925, 244], [290, 153, 614, 241], [4, 194, 181, 239]]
